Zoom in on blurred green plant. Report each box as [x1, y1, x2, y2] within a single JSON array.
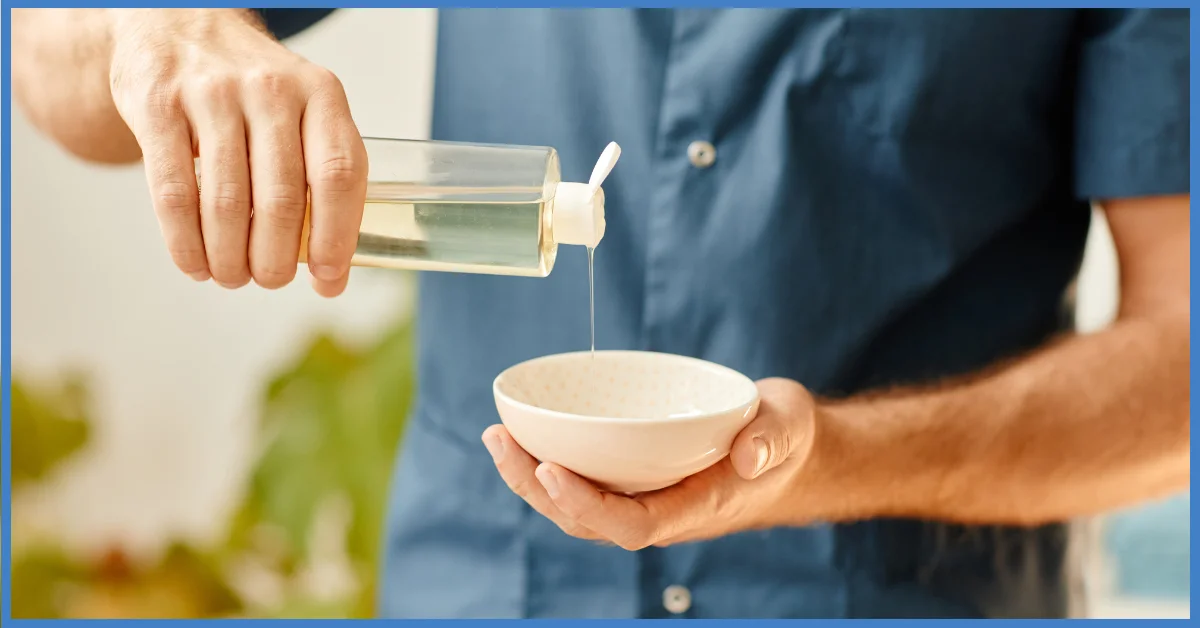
[[11, 374, 91, 488], [11, 310, 416, 619], [11, 373, 93, 618], [226, 316, 415, 617], [13, 542, 242, 619]]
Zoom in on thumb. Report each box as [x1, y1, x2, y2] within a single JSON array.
[[729, 378, 816, 480]]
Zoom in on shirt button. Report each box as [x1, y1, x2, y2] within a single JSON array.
[[662, 584, 692, 615], [687, 140, 716, 169]]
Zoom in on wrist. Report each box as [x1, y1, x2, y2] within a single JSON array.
[[788, 401, 887, 523], [807, 396, 976, 523], [107, 8, 264, 45]]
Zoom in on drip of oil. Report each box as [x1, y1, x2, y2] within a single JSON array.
[[587, 246, 596, 387]]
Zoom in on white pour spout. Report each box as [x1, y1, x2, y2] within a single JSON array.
[[588, 142, 622, 194], [553, 142, 621, 248]]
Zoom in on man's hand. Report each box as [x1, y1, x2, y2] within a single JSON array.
[[482, 378, 828, 550], [486, 195, 1188, 540], [109, 9, 366, 295]]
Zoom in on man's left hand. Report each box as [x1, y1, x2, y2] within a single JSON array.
[[482, 378, 823, 550]]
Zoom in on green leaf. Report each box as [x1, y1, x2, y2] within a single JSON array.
[[12, 544, 82, 618], [231, 312, 416, 615], [10, 374, 92, 488]]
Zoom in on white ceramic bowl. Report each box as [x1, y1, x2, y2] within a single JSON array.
[[493, 350, 760, 494]]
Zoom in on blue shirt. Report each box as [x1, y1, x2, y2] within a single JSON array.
[[264, 8, 1189, 618]]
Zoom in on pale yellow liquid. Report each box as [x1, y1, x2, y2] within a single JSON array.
[[298, 193, 557, 277]]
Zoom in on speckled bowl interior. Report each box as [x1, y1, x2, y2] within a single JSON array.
[[493, 350, 761, 493], [494, 350, 758, 419]]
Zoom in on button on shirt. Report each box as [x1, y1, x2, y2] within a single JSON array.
[[662, 585, 692, 615], [263, 8, 1189, 619], [687, 140, 716, 169]]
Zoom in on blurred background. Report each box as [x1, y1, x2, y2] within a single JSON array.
[[7, 8, 1190, 619]]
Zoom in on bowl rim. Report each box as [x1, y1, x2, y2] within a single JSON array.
[[492, 349, 761, 424]]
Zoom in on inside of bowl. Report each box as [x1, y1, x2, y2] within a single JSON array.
[[497, 351, 758, 419]]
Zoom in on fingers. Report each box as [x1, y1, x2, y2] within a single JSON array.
[[537, 459, 748, 551], [309, 272, 350, 298], [134, 94, 209, 281], [110, 24, 361, 295], [503, 379, 821, 551], [244, 74, 307, 289], [187, 77, 252, 288], [729, 410, 787, 480], [730, 378, 816, 480], [301, 71, 367, 297], [534, 463, 661, 550], [482, 426, 602, 542]]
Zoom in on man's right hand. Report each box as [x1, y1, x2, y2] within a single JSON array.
[[108, 9, 366, 296]]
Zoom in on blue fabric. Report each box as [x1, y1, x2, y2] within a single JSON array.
[[256, 9, 335, 40], [265, 8, 1189, 619]]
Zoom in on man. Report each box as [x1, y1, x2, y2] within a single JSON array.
[[13, 7, 1189, 618]]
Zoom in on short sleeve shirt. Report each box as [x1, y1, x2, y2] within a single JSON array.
[[262, 8, 1189, 618]]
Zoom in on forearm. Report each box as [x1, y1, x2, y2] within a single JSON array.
[[816, 312, 1188, 526], [12, 8, 263, 164], [807, 198, 1189, 527], [13, 9, 138, 162]]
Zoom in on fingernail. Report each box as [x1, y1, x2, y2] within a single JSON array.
[[188, 271, 210, 282], [536, 466, 560, 498], [482, 433, 504, 463], [752, 438, 769, 477], [310, 264, 343, 281], [216, 280, 240, 290]]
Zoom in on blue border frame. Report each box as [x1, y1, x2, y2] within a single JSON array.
[[1, 1, 1195, 624]]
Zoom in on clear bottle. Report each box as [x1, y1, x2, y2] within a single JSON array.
[[296, 138, 620, 277]]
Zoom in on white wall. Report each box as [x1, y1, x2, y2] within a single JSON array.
[[11, 9, 435, 557]]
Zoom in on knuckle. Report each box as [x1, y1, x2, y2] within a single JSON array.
[[140, 77, 181, 106], [306, 237, 355, 266], [314, 155, 363, 192], [153, 181, 196, 218], [139, 84, 184, 121], [255, 183, 308, 224], [205, 183, 251, 223], [307, 66, 346, 96], [258, 207, 306, 234], [123, 82, 185, 137], [242, 69, 298, 99], [189, 73, 239, 102]]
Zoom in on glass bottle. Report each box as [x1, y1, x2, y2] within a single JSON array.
[[295, 138, 620, 278]]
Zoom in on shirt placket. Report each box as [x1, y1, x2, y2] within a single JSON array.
[[639, 8, 718, 619]]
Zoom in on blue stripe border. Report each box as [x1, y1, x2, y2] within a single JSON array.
[[1, 1, 1195, 624]]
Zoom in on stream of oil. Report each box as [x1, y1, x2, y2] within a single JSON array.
[[588, 246, 596, 389]]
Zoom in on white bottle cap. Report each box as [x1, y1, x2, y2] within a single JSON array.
[[553, 142, 621, 248]]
